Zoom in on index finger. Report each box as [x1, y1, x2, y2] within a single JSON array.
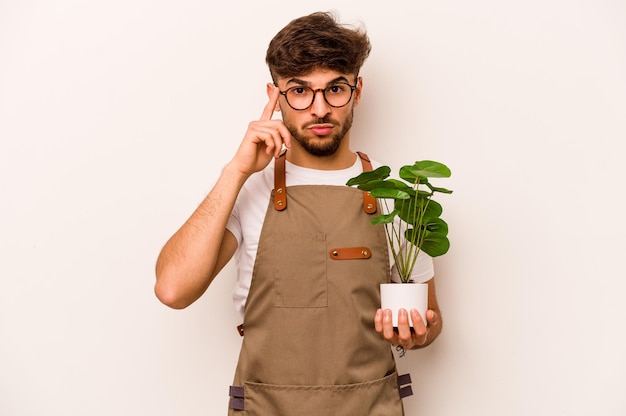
[[260, 85, 281, 121]]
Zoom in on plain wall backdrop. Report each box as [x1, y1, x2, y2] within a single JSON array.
[[1, 1, 625, 415]]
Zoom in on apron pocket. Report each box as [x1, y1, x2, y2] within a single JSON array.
[[270, 231, 327, 308], [241, 373, 402, 416]]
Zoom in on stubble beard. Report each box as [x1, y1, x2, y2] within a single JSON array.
[[285, 110, 354, 157]]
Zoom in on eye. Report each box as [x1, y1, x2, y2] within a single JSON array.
[[327, 85, 348, 95], [290, 87, 308, 96]]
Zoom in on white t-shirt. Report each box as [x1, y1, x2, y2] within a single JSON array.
[[226, 156, 434, 318]]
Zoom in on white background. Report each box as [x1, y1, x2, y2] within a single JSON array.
[[1, 1, 625, 415]]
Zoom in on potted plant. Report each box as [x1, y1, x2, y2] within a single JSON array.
[[347, 160, 452, 327]]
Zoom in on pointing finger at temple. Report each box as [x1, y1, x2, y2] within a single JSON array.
[[260, 84, 281, 121]]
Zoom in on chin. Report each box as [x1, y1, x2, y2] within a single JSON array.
[[302, 141, 341, 157]]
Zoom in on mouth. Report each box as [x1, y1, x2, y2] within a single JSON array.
[[307, 123, 335, 136]]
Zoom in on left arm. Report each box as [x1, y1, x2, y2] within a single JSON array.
[[374, 277, 443, 349]]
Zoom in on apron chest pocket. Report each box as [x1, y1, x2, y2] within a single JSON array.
[[270, 231, 327, 308]]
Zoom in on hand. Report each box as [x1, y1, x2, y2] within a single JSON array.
[[229, 85, 292, 177], [374, 308, 440, 350]]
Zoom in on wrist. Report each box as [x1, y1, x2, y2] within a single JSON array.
[[222, 161, 252, 184]]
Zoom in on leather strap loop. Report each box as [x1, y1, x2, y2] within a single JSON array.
[[329, 247, 372, 260], [362, 191, 377, 214], [356, 152, 377, 214], [273, 154, 287, 211]]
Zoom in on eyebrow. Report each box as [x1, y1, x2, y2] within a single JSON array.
[[285, 76, 351, 87]]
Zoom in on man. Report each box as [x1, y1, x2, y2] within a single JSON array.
[[155, 11, 442, 415]]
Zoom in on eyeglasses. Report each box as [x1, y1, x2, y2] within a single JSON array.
[[279, 82, 357, 111]]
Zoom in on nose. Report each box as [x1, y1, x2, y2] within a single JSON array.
[[309, 89, 331, 117]]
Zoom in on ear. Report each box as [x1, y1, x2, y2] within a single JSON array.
[[266, 82, 281, 112], [352, 77, 363, 107]]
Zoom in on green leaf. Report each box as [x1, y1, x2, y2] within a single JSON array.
[[394, 197, 443, 225], [423, 217, 448, 234], [427, 183, 453, 194], [423, 199, 443, 218], [370, 188, 410, 199], [354, 180, 395, 191], [405, 229, 450, 257], [412, 160, 452, 178], [403, 220, 448, 244], [399, 165, 424, 183], [420, 232, 450, 257], [386, 179, 412, 192], [370, 210, 398, 225], [400, 160, 451, 182], [346, 166, 391, 186]]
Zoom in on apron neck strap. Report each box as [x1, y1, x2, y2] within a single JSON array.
[[273, 152, 377, 214]]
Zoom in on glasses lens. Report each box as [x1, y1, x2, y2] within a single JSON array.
[[286, 87, 313, 110], [324, 84, 352, 107]]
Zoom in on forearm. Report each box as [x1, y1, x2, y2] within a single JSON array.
[[154, 163, 248, 308]]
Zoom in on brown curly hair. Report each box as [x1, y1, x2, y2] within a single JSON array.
[[266, 12, 371, 81]]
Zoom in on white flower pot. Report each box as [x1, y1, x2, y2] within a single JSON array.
[[380, 282, 428, 327]]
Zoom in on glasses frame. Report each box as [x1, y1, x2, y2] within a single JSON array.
[[278, 81, 357, 111]]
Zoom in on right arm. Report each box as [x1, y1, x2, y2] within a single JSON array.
[[154, 85, 291, 309], [154, 167, 246, 309]]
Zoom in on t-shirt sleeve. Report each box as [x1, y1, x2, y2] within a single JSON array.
[[226, 203, 243, 247]]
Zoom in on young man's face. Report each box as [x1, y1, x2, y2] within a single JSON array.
[[271, 69, 362, 157]]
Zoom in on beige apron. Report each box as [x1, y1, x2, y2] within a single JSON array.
[[228, 153, 410, 416]]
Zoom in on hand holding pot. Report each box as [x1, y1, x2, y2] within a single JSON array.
[[374, 308, 441, 350]]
